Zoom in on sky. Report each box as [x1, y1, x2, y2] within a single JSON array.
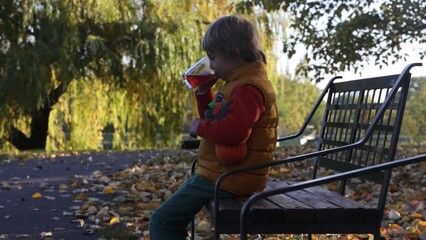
[[278, 41, 425, 90]]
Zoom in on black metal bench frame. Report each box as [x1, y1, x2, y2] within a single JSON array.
[[186, 63, 424, 240]]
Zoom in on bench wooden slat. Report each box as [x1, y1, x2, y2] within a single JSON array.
[[208, 198, 241, 223], [210, 197, 284, 223], [304, 186, 379, 223], [268, 181, 345, 223], [265, 184, 314, 223], [212, 181, 380, 225], [241, 198, 284, 222]]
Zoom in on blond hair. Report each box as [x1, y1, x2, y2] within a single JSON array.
[[202, 16, 267, 64]]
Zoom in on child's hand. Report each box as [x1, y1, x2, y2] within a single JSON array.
[[197, 77, 218, 95], [189, 118, 202, 138]]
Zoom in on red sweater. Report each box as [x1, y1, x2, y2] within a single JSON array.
[[195, 85, 265, 145]]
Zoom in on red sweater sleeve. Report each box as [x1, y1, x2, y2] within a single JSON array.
[[196, 85, 265, 145]]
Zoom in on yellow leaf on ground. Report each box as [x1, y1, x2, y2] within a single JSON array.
[[110, 217, 120, 225], [103, 186, 115, 194], [75, 194, 88, 201], [136, 201, 161, 210], [418, 220, 426, 232], [134, 181, 156, 191], [410, 213, 423, 219], [32, 192, 42, 199], [132, 165, 141, 172], [70, 181, 80, 188], [418, 220, 426, 226]]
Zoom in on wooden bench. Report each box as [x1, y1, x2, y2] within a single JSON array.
[[185, 63, 424, 239]]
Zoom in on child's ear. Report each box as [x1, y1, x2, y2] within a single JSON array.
[[232, 48, 243, 61]]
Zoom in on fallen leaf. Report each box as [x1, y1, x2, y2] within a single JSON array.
[[132, 165, 141, 172], [87, 206, 98, 214], [418, 220, 426, 227], [110, 216, 120, 225], [32, 192, 42, 199], [75, 194, 88, 201], [388, 209, 401, 220], [71, 181, 80, 188], [418, 220, 426, 232], [96, 206, 110, 219], [410, 213, 423, 219], [16, 234, 30, 238], [97, 176, 111, 184], [135, 201, 161, 210], [44, 196, 56, 200], [134, 181, 156, 191], [389, 223, 402, 231], [103, 186, 115, 194], [63, 211, 73, 216]]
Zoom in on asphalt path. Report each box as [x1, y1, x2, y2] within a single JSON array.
[[0, 151, 161, 240]]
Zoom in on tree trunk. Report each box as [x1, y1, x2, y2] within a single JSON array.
[[9, 106, 51, 150], [8, 83, 66, 151]]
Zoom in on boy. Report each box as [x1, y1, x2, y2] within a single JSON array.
[[150, 15, 278, 239]]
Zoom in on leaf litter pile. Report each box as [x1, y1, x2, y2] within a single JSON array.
[[71, 145, 425, 240], [5, 145, 424, 240]]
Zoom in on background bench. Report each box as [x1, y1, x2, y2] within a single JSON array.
[[185, 63, 423, 239]]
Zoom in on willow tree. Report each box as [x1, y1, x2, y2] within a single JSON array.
[[0, 0, 234, 151]]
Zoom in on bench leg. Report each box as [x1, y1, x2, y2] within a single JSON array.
[[374, 229, 381, 239], [190, 218, 195, 240]]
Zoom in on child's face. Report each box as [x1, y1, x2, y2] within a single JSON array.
[[207, 52, 245, 80]]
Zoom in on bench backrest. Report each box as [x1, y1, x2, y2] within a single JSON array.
[[313, 70, 413, 184]]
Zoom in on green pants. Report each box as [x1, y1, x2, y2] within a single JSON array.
[[149, 175, 237, 240]]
